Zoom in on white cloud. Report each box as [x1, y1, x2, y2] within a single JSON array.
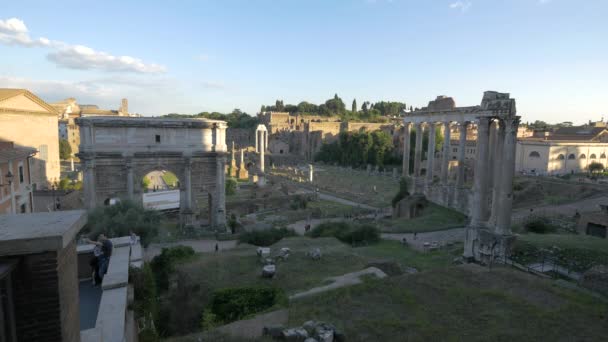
[[0, 17, 166, 74], [449, 1, 472, 12]]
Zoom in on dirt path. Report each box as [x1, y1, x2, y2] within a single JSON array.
[[382, 227, 465, 251], [512, 195, 608, 223], [144, 239, 238, 261], [289, 267, 387, 300]]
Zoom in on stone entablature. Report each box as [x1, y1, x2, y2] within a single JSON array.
[[76, 117, 228, 227], [402, 91, 519, 264]]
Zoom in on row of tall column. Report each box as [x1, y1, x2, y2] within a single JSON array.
[[403, 121, 469, 195], [402, 117, 519, 236]]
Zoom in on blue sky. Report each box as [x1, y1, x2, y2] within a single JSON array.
[[1, 0, 606, 124]]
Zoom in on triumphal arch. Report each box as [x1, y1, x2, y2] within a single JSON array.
[[402, 91, 520, 263], [76, 117, 228, 227]]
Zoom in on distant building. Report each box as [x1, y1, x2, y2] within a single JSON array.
[[0, 89, 60, 189], [516, 126, 608, 175], [0, 141, 36, 214], [52, 98, 131, 158]]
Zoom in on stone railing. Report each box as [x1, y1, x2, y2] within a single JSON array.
[[78, 236, 143, 342]]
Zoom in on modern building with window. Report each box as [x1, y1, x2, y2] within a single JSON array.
[[0, 89, 61, 189], [0, 141, 36, 214], [515, 126, 608, 175]]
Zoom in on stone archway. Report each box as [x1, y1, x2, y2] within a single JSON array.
[[76, 117, 228, 228]]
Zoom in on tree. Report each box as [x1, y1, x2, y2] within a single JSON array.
[[59, 139, 72, 160], [352, 99, 357, 114], [589, 162, 604, 174], [275, 100, 285, 111], [84, 200, 161, 247], [362, 101, 369, 113], [225, 178, 237, 196]]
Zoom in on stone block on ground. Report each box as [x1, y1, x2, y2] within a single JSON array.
[[262, 264, 276, 278]]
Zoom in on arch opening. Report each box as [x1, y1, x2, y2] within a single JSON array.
[[556, 154, 565, 160], [529, 151, 541, 158], [141, 170, 181, 212], [568, 154, 576, 160]]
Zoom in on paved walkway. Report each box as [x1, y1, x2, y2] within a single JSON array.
[[144, 239, 238, 261], [382, 227, 465, 251], [289, 267, 387, 300]]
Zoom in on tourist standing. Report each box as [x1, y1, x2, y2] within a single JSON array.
[[86, 234, 113, 283]]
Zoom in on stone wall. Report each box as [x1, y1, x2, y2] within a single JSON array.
[[227, 128, 254, 148], [10, 239, 79, 342]]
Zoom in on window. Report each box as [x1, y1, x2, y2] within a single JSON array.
[[580, 154, 586, 159], [38, 144, 48, 161], [568, 154, 576, 160], [601, 153, 607, 159], [18, 166, 24, 184], [155, 135, 161, 143], [529, 151, 541, 158], [20, 203, 26, 213], [590, 154, 597, 159], [452, 148, 457, 153], [556, 154, 565, 160]]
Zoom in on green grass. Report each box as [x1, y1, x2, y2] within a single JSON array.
[[519, 233, 608, 252], [159, 237, 459, 338], [256, 200, 369, 225], [161, 171, 179, 187], [379, 203, 467, 233], [271, 165, 399, 207], [287, 266, 608, 341]]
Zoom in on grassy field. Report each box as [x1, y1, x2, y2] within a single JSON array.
[[161, 171, 179, 187], [161, 237, 461, 339], [519, 233, 608, 251], [168, 237, 608, 341], [513, 176, 607, 208], [379, 203, 467, 233], [272, 165, 400, 208], [287, 266, 608, 341], [256, 200, 370, 226]]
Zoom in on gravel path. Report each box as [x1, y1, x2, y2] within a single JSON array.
[[382, 227, 466, 251], [289, 267, 387, 300]]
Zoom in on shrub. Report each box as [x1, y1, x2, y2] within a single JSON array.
[[238, 228, 296, 246], [289, 195, 308, 210], [226, 177, 237, 196], [85, 200, 161, 247], [391, 177, 411, 207], [209, 287, 285, 324], [308, 221, 380, 245], [130, 264, 160, 341], [524, 217, 557, 234], [150, 245, 196, 291], [58, 177, 83, 191], [59, 138, 72, 159]]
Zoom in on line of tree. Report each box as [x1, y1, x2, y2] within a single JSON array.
[[526, 120, 574, 130], [314, 130, 399, 167], [261, 94, 407, 123], [163, 109, 258, 129]]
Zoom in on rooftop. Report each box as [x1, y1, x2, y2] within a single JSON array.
[[0, 210, 87, 255]]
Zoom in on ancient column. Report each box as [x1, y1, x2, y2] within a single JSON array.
[[308, 164, 314, 182], [255, 130, 259, 152], [184, 157, 192, 211], [426, 122, 436, 186], [489, 120, 505, 226], [126, 158, 134, 200], [456, 121, 468, 188], [496, 117, 520, 235], [413, 122, 424, 192], [216, 157, 227, 227], [470, 117, 491, 228], [441, 122, 451, 184], [402, 123, 411, 177], [260, 133, 265, 173], [83, 159, 96, 209], [264, 130, 268, 153]]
